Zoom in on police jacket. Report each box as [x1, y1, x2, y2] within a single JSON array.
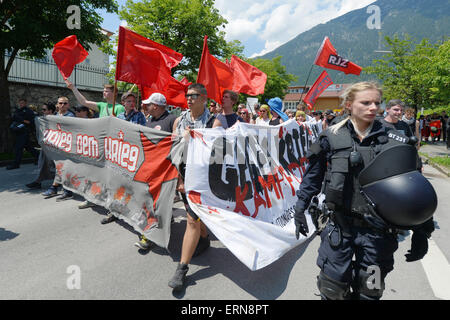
[[296, 119, 420, 221], [12, 106, 36, 131]]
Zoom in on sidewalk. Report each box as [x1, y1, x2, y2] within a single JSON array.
[[419, 141, 450, 177]]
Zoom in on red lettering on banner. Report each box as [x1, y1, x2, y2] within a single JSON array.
[[76, 134, 99, 158], [104, 136, 140, 172], [43, 125, 73, 153], [279, 166, 295, 196], [234, 184, 250, 216], [188, 190, 202, 204], [252, 181, 267, 219], [257, 176, 272, 208]]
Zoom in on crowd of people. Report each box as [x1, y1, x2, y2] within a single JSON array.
[[5, 80, 443, 298]]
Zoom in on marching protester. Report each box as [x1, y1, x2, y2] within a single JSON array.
[[133, 92, 177, 251], [65, 79, 126, 221], [74, 105, 92, 119], [268, 97, 288, 126], [295, 110, 307, 123], [402, 107, 420, 142], [255, 104, 271, 125], [65, 79, 125, 118], [212, 90, 244, 129], [381, 99, 414, 138], [117, 92, 146, 126], [293, 82, 435, 300], [7, 98, 40, 170], [168, 83, 216, 291], [42, 97, 75, 201], [25, 102, 57, 189], [322, 109, 336, 130], [238, 108, 251, 123]]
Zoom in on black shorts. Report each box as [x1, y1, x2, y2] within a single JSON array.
[[180, 192, 200, 221]]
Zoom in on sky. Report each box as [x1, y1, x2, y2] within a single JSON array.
[[98, 0, 376, 58]]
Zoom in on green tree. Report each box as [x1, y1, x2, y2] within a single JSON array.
[[366, 35, 449, 111], [238, 56, 297, 104], [0, 0, 118, 153], [118, 0, 244, 78]]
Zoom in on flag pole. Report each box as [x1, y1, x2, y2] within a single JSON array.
[[298, 64, 314, 106], [112, 79, 117, 117]]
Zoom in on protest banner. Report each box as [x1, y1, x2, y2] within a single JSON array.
[[184, 119, 319, 270], [36, 115, 183, 249]]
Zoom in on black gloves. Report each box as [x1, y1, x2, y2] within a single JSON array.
[[294, 201, 309, 239], [405, 218, 435, 262], [405, 231, 429, 262]]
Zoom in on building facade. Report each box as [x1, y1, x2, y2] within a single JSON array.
[[283, 84, 350, 112]]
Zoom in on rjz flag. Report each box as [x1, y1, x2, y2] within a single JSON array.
[[36, 116, 183, 250], [184, 120, 318, 270]]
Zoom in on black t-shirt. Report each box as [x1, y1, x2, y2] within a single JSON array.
[[269, 117, 281, 126], [146, 110, 177, 133], [381, 119, 413, 137], [217, 113, 244, 128]]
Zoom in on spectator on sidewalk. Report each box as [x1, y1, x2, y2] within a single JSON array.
[[7, 98, 40, 170], [26, 102, 57, 189]]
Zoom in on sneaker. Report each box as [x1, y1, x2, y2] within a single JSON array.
[[42, 186, 58, 198], [101, 212, 118, 224], [6, 164, 19, 170], [78, 200, 95, 209], [134, 235, 152, 250], [168, 263, 189, 290], [26, 181, 41, 189], [193, 235, 210, 257], [56, 190, 73, 202]]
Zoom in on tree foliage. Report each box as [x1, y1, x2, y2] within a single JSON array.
[[366, 35, 450, 110], [0, 0, 118, 152], [118, 0, 244, 77], [238, 56, 297, 104]]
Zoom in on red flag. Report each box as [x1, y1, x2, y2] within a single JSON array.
[[303, 71, 333, 110], [314, 37, 362, 75], [141, 76, 191, 109], [116, 26, 183, 88], [52, 35, 88, 80], [230, 55, 267, 96], [197, 36, 234, 104]]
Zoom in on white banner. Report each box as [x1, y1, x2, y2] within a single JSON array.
[[185, 119, 318, 270]]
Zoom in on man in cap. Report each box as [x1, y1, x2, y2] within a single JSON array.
[[143, 93, 177, 132], [117, 92, 146, 126]]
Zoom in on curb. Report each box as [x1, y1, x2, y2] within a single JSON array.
[[420, 154, 450, 178]]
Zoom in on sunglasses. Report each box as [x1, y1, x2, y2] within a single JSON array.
[[58, 102, 68, 105], [186, 93, 204, 99], [260, 110, 267, 113], [240, 112, 247, 115]]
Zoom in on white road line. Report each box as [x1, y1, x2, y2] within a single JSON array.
[[421, 238, 450, 300]]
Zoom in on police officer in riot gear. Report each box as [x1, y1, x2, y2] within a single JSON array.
[[294, 82, 436, 300]]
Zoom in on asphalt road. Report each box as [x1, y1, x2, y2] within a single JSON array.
[[0, 162, 449, 300]]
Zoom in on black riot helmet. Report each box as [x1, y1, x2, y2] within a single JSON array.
[[359, 144, 437, 228]]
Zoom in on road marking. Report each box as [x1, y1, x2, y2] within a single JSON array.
[[421, 238, 450, 300]]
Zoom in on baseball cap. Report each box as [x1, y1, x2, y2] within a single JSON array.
[[142, 92, 166, 106]]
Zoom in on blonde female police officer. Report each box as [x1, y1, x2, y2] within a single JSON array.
[[294, 82, 436, 300]]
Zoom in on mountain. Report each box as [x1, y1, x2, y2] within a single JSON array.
[[259, 0, 450, 85]]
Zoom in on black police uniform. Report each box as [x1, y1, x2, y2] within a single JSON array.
[[9, 106, 39, 168], [294, 119, 433, 300]]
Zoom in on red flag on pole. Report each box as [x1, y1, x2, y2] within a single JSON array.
[[230, 55, 267, 96], [52, 35, 88, 80], [197, 36, 234, 104], [314, 37, 362, 75], [140, 76, 191, 109], [116, 26, 183, 88], [302, 70, 333, 110]]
